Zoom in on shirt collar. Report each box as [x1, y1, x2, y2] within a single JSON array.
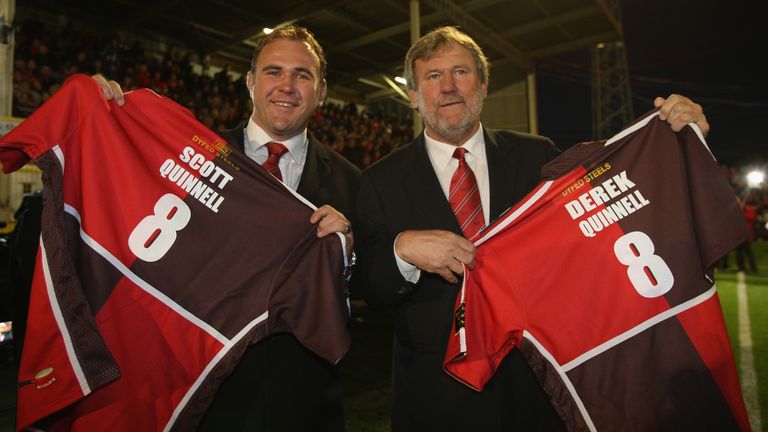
[[424, 124, 485, 167], [245, 117, 308, 160]]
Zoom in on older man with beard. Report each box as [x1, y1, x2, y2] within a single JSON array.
[[355, 26, 709, 431]]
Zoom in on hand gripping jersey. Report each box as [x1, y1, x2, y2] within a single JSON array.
[[0, 74, 350, 431], [444, 111, 750, 431]]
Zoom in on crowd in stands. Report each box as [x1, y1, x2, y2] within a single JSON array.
[[12, 16, 413, 168], [721, 165, 768, 212], [311, 103, 413, 168], [719, 164, 768, 272]]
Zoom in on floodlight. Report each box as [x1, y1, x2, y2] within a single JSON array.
[[746, 170, 764, 187]]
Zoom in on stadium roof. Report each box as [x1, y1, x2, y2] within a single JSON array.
[[19, 0, 623, 103]]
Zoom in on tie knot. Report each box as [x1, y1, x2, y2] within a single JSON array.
[[265, 142, 288, 158], [262, 142, 288, 182], [452, 147, 468, 162]]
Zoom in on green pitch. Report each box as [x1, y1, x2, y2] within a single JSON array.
[[718, 241, 768, 431]]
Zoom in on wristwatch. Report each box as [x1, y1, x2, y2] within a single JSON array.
[[343, 250, 357, 283]]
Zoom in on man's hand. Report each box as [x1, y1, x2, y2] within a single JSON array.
[[310, 205, 353, 257], [395, 230, 476, 284], [92, 74, 126, 106], [654, 94, 709, 136]]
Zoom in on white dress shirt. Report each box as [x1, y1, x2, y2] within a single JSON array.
[[243, 118, 308, 191], [395, 125, 491, 282]]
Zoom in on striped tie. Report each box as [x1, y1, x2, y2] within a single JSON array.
[[448, 147, 485, 238], [261, 142, 288, 182]]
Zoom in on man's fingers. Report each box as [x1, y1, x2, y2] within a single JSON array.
[[317, 219, 350, 237], [453, 247, 475, 268], [310, 205, 340, 224], [446, 258, 465, 276], [311, 205, 351, 237], [109, 81, 125, 106], [91, 74, 125, 106], [654, 94, 709, 137], [396, 229, 478, 274], [456, 237, 476, 253], [438, 268, 459, 284], [92, 74, 111, 98]]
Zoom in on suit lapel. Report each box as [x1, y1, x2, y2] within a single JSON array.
[[401, 134, 463, 234], [485, 129, 520, 220], [297, 134, 331, 201]]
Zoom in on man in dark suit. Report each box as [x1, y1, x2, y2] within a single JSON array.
[[96, 25, 359, 432], [355, 26, 709, 431]]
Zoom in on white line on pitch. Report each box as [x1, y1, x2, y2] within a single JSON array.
[[737, 270, 762, 431]]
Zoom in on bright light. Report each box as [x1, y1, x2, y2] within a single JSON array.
[[746, 170, 764, 187], [394, 76, 407, 85], [263, 27, 274, 35]]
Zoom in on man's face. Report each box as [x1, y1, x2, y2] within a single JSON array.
[[246, 39, 326, 141], [408, 42, 487, 146]]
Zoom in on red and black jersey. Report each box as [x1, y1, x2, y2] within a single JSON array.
[[0, 74, 349, 431], [444, 111, 750, 431]]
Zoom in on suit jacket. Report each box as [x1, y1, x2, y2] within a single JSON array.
[[356, 128, 566, 431], [198, 124, 360, 432]]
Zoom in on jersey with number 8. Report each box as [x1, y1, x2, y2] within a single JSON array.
[[128, 193, 191, 262], [613, 230, 674, 298], [0, 74, 350, 432], [444, 111, 750, 431]]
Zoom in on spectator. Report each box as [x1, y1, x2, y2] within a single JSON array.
[[736, 197, 759, 273]]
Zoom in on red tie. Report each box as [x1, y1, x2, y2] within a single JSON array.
[[261, 142, 288, 182], [448, 147, 485, 238]]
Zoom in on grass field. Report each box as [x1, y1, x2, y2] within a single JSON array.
[[345, 242, 768, 431], [718, 241, 768, 431]]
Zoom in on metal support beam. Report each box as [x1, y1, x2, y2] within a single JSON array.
[[593, 0, 624, 38], [591, 0, 631, 139], [382, 74, 409, 101], [530, 31, 618, 58], [335, 0, 504, 52], [500, 6, 601, 39], [527, 69, 538, 134], [591, 40, 633, 139], [357, 77, 388, 90]]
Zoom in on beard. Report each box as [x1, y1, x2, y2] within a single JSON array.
[[419, 90, 484, 145]]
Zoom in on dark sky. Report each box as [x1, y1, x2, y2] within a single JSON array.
[[537, 0, 766, 167]]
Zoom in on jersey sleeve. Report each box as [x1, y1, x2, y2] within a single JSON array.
[[268, 229, 350, 364], [0, 74, 108, 173], [12, 75, 122, 429], [11, 73, 352, 431], [679, 126, 749, 268]]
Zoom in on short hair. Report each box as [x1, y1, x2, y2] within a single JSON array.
[[250, 24, 327, 79], [403, 26, 490, 90]]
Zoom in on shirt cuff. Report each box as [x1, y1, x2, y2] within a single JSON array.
[[394, 232, 421, 283]]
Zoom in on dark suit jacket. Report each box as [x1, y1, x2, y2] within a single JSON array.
[[198, 124, 360, 432], [356, 129, 566, 431]]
